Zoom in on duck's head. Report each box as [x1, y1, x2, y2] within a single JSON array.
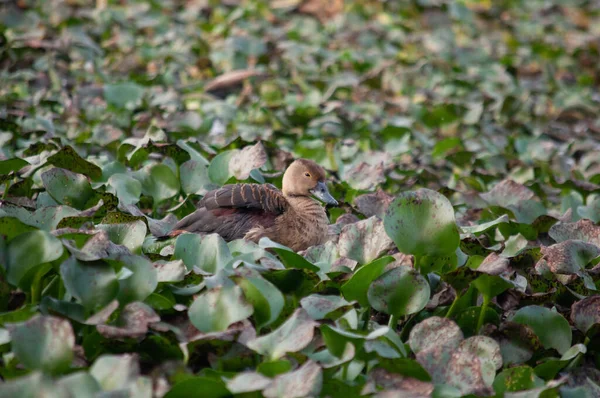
[[282, 159, 338, 205]]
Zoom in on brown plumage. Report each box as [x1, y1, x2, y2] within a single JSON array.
[[168, 158, 338, 251]]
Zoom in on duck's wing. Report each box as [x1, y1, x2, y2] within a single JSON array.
[[168, 184, 288, 240], [201, 183, 288, 214]]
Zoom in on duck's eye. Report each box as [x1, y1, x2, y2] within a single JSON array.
[[304, 172, 311, 177]]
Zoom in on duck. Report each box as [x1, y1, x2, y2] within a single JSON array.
[[168, 158, 338, 251]]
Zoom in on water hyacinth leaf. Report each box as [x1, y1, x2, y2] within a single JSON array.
[[154, 259, 187, 283], [97, 302, 159, 339], [472, 274, 513, 299], [226, 371, 272, 394], [455, 336, 502, 386], [549, 219, 600, 246], [444, 349, 494, 396], [340, 256, 394, 307], [115, 255, 158, 304], [338, 216, 395, 264], [247, 308, 318, 360], [460, 214, 510, 235], [263, 360, 322, 398], [135, 164, 180, 204], [9, 315, 74, 374], [174, 233, 232, 273], [0, 372, 60, 397], [0, 217, 36, 240], [571, 295, 600, 334], [300, 294, 353, 320], [208, 150, 236, 185], [47, 145, 102, 180], [511, 306, 572, 355], [7, 230, 64, 287], [107, 173, 142, 205], [41, 168, 96, 210], [493, 366, 544, 394], [409, 317, 464, 355], [57, 372, 102, 397], [384, 188, 460, 257], [229, 142, 267, 180], [344, 161, 386, 191], [270, 247, 320, 272], [97, 220, 147, 253], [188, 284, 253, 333], [180, 159, 212, 195], [500, 233, 529, 258], [233, 267, 284, 329], [104, 82, 145, 109], [164, 377, 231, 398], [536, 239, 600, 276], [89, 354, 140, 391], [354, 189, 394, 219], [60, 257, 119, 312], [0, 158, 29, 175], [257, 360, 292, 377], [368, 266, 430, 317]]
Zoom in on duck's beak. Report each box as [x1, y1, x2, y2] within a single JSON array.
[[311, 181, 338, 206]]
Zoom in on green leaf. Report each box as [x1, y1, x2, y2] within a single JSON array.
[[97, 220, 147, 253], [460, 214, 510, 235], [300, 294, 353, 320], [262, 360, 322, 398], [0, 158, 29, 175], [367, 266, 430, 317], [134, 164, 180, 204], [57, 372, 101, 397], [0, 372, 60, 397], [472, 274, 513, 299], [9, 315, 74, 374], [180, 159, 212, 195], [60, 257, 119, 312], [47, 146, 102, 180], [164, 377, 231, 398], [233, 267, 284, 329], [7, 230, 64, 287], [41, 168, 96, 210], [0, 217, 37, 240], [208, 150, 235, 185], [107, 173, 142, 205], [188, 284, 253, 333], [271, 247, 320, 272], [104, 82, 145, 109], [511, 306, 572, 355], [257, 360, 292, 377], [115, 254, 158, 304], [89, 354, 140, 391], [384, 188, 460, 256], [493, 366, 543, 394], [340, 256, 394, 306], [174, 233, 232, 273], [247, 308, 318, 360]]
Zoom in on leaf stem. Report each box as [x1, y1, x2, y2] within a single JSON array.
[[361, 307, 371, 331], [388, 314, 398, 331], [445, 292, 461, 318], [30, 270, 45, 305], [476, 295, 490, 334]]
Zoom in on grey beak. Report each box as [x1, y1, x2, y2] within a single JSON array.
[[310, 181, 338, 206]]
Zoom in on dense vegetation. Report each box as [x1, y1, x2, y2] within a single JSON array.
[[1, 0, 600, 396]]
